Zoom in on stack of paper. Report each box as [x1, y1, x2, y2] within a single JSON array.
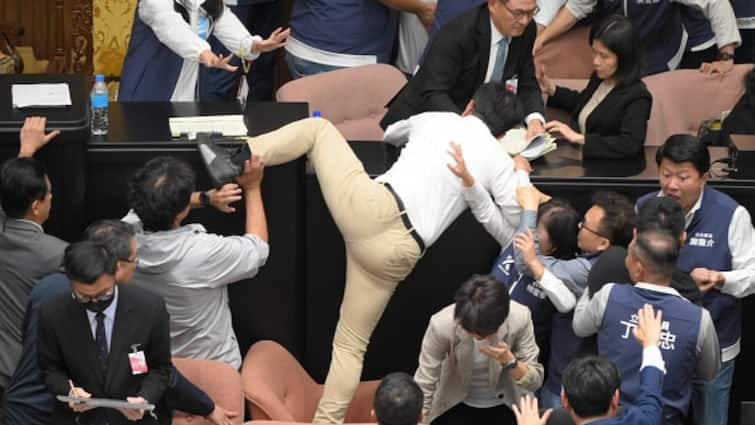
[[11, 83, 72, 108], [499, 128, 557, 160]]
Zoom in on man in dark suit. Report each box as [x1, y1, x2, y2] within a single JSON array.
[[37, 241, 172, 425], [381, 0, 545, 139]]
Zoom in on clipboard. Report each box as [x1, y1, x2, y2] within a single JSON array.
[[56, 395, 155, 411]]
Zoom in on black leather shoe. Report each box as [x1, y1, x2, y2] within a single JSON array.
[[197, 134, 251, 187]]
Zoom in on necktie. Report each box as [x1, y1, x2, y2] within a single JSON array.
[[489, 38, 509, 83], [95, 312, 108, 375]]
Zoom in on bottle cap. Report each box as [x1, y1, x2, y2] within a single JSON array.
[[312, 110, 321, 118], [95, 74, 105, 82]]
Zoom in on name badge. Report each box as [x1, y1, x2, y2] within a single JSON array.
[[128, 344, 148, 375], [505, 76, 518, 94]]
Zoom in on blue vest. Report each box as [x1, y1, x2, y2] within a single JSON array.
[[599, 285, 701, 424], [598, 0, 685, 74], [289, 0, 398, 63], [637, 187, 738, 349], [681, 7, 714, 50], [491, 246, 556, 356], [119, 8, 186, 101], [734, 0, 755, 20]]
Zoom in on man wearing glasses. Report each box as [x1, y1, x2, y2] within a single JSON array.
[[37, 240, 174, 425], [380, 0, 546, 141]]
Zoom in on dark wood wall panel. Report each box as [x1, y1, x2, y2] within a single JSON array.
[[0, 0, 92, 76]]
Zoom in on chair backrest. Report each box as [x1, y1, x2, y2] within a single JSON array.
[[742, 401, 755, 425], [241, 340, 322, 422], [172, 357, 245, 425], [535, 25, 593, 79], [642, 64, 754, 146], [276, 64, 407, 141]]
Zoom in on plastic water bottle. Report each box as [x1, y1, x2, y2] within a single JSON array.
[[91, 74, 109, 135]]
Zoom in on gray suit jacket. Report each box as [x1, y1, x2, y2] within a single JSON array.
[[0, 213, 67, 391], [414, 302, 543, 421]]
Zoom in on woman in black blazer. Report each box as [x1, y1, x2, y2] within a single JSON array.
[[538, 15, 652, 159]]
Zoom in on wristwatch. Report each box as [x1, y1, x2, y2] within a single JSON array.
[[719, 52, 735, 61], [199, 190, 211, 207], [503, 357, 518, 371]]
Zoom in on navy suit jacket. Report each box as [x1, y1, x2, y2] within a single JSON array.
[[380, 3, 543, 129], [3, 273, 70, 425], [591, 366, 664, 425]]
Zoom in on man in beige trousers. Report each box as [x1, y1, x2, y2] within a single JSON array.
[[246, 82, 527, 423]]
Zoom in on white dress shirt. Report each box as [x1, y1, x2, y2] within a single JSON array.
[[380, 112, 521, 248], [138, 0, 262, 102], [86, 286, 119, 351], [484, 18, 545, 126]]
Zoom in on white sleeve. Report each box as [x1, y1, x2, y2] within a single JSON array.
[[720, 206, 755, 297], [640, 346, 667, 374], [538, 268, 577, 312], [212, 7, 262, 61], [535, 0, 568, 26], [383, 119, 412, 147], [674, 0, 742, 48], [138, 0, 210, 61], [565, 0, 596, 20], [573, 283, 612, 337], [462, 182, 518, 247]]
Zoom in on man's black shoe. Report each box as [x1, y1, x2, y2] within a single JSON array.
[[197, 134, 251, 187]]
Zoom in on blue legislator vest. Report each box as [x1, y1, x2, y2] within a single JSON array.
[[599, 285, 702, 425]]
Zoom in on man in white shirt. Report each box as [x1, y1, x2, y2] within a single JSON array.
[[242, 82, 528, 423]]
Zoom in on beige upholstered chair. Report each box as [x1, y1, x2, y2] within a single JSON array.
[[276, 64, 407, 141], [172, 357, 245, 425], [242, 340, 379, 422], [642, 64, 753, 145], [535, 25, 593, 79]]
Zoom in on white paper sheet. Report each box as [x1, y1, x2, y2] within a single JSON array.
[[11, 83, 72, 108]]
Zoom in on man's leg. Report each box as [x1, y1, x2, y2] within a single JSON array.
[[692, 358, 736, 425], [314, 225, 421, 423]]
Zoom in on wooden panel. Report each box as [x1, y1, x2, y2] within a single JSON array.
[[0, 0, 91, 76]]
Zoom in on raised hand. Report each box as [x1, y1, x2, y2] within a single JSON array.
[[513, 394, 553, 425], [252, 27, 290, 53], [19, 116, 60, 157], [446, 142, 475, 187], [199, 50, 238, 72], [209, 183, 243, 213], [632, 303, 662, 348]]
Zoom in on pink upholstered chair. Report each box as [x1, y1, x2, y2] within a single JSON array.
[[172, 357, 245, 425], [642, 64, 753, 145], [535, 25, 593, 79], [276, 64, 407, 141], [241, 340, 379, 423], [244, 421, 374, 425]]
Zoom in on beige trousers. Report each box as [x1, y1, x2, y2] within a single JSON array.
[[247, 118, 422, 423]]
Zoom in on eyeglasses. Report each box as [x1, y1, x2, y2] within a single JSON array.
[[500, 1, 540, 20], [71, 287, 115, 304], [119, 256, 139, 266], [578, 221, 608, 239]]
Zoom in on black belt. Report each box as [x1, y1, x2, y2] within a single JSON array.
[[382, 182, 426, 254]]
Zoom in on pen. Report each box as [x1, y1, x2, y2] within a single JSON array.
[[69, 379, 75, 395]]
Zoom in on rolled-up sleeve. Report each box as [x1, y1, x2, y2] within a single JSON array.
[[212, 8, 262, 61], [565, 0, 596, 20], [182, 232, 269, 289], [138, 0, 210, 61], [677, 0, 741, 48]]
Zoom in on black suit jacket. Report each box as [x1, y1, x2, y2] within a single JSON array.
[[380, 3, 543, 129], [548, 74, 652, 159], [37, 285, 172, 425]]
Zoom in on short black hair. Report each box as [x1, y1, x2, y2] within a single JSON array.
[[593, 191, 635, 248], [538, 199, 580, 260], [454, 275, 510, 336], [84, 219, 136, 260], [128, 156, 195, 232], [472, 82, 525, 137], [637, 197, 685, 240], [655, 134, 710, 176], [631, 230, 678, 281], [0, 157, 49, 218], [562, 355, 621, 418], [589, 14, 644, 85], [63, 240, 117, 284], [374, 372, 423, 425]]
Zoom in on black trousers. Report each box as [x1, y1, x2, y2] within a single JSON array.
[[431, 402, 516, 425]]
